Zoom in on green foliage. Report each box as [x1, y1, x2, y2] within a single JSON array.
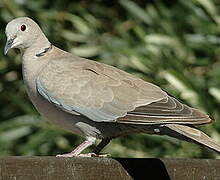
[[0, 0, 220, 158]]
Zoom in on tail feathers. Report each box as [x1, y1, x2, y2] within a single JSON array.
[[163, 124, 220, 153]]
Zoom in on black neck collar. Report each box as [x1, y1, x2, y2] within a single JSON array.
[[36, 44, 52, 57]]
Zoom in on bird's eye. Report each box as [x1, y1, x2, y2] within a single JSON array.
[[20, 24, 26, 31]]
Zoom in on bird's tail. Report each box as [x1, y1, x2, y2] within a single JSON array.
[[162, 124, 220, 153]]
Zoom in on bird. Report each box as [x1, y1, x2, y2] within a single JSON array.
[[4, 17, 220, 157]]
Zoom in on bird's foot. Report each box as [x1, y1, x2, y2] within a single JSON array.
[[56, 152, 110, 158], [78, 153, 110, 157], [56, 153, 76, 158]]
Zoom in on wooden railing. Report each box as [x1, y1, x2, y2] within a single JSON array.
[[0, 157, 219, 180]]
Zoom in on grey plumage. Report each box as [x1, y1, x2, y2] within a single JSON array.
[[4, 17, 220, 157]]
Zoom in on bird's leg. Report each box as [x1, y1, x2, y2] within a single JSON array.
[[76, 138, 111, 157], [56, 137, 95, 157], [92, 138, 111, 155], [56, 137, 111, 157]]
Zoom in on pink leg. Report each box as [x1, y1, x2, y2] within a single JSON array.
[[56, 140, 93, 157]]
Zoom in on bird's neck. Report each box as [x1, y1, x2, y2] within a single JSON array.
[[21, 35, 52, 95], [22, 35, 51, 58]]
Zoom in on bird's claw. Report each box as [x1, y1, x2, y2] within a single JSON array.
[[56, 152, 110, 158]]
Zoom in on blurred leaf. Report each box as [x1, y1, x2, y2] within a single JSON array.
[[119, 0, 152, 25], [70, 45, 101, 57], [209, 88, 220, 103]]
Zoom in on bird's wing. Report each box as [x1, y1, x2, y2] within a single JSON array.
[[37, 56, 211, 125], [118, 96, 211, 125]]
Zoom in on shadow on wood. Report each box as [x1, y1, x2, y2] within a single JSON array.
[[0, 157, 220, 180], [116, 158, 170, 180]]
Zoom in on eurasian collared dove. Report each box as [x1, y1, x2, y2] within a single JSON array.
[[4, 17, 220, 157]]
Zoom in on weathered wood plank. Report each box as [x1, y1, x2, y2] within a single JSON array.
[[0, 157, 219, 180], [116, 158, 220, 180], [0, 156, 131, 180], [162, 158, 220, 180]]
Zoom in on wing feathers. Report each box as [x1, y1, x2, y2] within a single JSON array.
[[37, 57, 211, 125], [163, 124, 220, 153], [118, 96, 211, 125]]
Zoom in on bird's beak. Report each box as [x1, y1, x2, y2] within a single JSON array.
[[4, 37, 15, 55]]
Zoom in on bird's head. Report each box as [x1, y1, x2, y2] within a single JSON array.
[[4, 17, 44, 55]]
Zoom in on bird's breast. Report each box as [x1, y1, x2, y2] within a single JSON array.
[[21, 57, 83, 135]]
